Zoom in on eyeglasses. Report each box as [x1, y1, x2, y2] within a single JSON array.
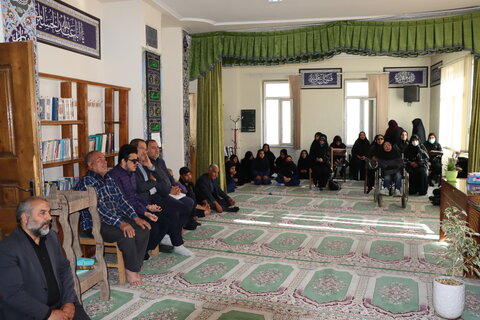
[[127, 158, 139, 163]]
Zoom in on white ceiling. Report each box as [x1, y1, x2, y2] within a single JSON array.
[[150, 0, 480, 33]]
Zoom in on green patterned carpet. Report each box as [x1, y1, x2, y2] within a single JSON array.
[[82, 180, 480, 319]]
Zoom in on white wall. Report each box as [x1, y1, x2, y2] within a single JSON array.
[[160, 27, 185, 175], [223, 54, 432, 158]]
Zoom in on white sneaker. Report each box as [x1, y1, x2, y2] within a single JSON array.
[[160, 235, 172, 246], [173, 245, 193, 256], [393, 189, 402, 197], [380, 187, 389, 195]]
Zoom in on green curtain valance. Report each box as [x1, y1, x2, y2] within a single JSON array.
[[189, 12, 480, 80]]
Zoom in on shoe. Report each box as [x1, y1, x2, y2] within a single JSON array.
[[380, 188, 389, 195], [184, 220, 198, 230], [393, 189, 401, 197], [144, 253, 150, 260], [196, 222, 202, 226], [160, 235, 172, 246], [159, 244, 174, 253], [173, 245, 193, 256], [225, 206, 239, 212], [366, 186, 373, 194]]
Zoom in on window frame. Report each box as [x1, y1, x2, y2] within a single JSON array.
[[262, 80, 293, 147], [344, 79, 375, 147]]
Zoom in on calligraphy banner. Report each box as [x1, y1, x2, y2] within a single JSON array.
[[300, 68, 342, 89], [383, 67, 428, 88], [35, 0, 101, 59], [430, 61, 442, 87]]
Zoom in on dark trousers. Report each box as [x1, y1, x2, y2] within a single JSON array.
[[74, 303, 91, 320], [311, 162, 331, 187], [143, 213, 171, 251], [275, 174, 300, 186], [408, 166, 428, 195], [206, 198, 230, 212], [350, 158, 366, 180], [100, 218, 149, 272]]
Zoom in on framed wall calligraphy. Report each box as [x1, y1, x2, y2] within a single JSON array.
[[383, 66, 428, 88], [299, 68, 342, 89], [35, 0, 101, 59], [430, 61, 442, 87], [145, 51, 162, 144]]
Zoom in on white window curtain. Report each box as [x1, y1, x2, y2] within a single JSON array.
[[439, 55, 473, 152]]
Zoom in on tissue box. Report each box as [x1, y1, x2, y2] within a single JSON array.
[[467, 173, 480, 184]]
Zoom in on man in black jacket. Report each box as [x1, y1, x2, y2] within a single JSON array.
[[0, 197, 89, 320], [196, 164, 239, 213]]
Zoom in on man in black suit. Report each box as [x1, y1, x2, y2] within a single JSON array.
[[195, 164, 239, 213], [0, 197, 90, 320]]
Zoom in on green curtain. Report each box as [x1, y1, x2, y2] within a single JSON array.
[[189, 12, 480, 80], [469, 58, 480, 172], [196, 62, 226, 189]]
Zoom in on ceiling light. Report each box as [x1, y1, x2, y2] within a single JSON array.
[[268, 0, 283, 2]]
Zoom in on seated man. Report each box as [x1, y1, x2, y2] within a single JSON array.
[[140, 139, 197, 230], [132, 139, 194, 255], [178, 166, 211, 217], [75, 151, 151, 285], [196, 164, 239, 213], [108, 144, 174, 259], [0, 197, 90, 320]]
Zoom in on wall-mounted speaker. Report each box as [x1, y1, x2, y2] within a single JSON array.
[[404, 85, 420, 103]]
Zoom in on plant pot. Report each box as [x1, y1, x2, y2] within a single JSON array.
[[445, 170, 458, 182], [433, 276, 465, 319]]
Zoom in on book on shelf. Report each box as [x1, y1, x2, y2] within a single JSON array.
[[88, 133, 114, 154], [39, 97, 77, 121], [44, 177, 80, 195], [40, 138, 71, 162]]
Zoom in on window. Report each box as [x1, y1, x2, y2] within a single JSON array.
[[263, 81, 292, 146], [439, 56, 473, 152], [344, 80, 375, 146]]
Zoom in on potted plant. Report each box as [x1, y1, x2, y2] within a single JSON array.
[[433, 207, 480, 319], [445, 157, 461, 182]]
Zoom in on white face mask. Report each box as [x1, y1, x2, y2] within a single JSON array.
[[428, 138, 436, 144], [412, 140, 419, 147]]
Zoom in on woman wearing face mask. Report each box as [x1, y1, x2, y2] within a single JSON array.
[[310, 134, 331, 190], [423, 133, 443, 186], [404, 135, 429, 195]]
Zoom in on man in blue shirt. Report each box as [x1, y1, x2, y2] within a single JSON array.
[[76, 151, 150, 285]]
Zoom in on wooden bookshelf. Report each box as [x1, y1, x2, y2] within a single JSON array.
[[39, 73, 130, 180]]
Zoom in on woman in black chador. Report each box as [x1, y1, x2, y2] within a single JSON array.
[[366, 134, 385, 192], [239, 151, 254, 184], [404, 135, 429, 195], [350, 131, 370, 180], [252, 149, 271, 185], [423, 133, 443, 186], [330, 135, 348, 178], [396, 130, 409, 155], [262, 143, 276, 173], [297, 150, 311, 179], [310, 134, 331, 190], [275, 149, 288, 173]]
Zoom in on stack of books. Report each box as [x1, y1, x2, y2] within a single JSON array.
[[40, 139, 72, 162], [88, 133, 115, 153], [39, 97, 77, 121], [44, 177, 80, 195]]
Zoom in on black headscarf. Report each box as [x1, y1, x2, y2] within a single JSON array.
[[297, 150, 310, 171], [377, 142, 402, 161], [404, 134, 429, 165], [330, 135, 346, 149], [396, 130, 409, 154], [352, 131, 370, 158], [253, 149, 270, 172], [412, 118, 426, 144], [262, 143, 276, 171], [310, 134, 329, 163]]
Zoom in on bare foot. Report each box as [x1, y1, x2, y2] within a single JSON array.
[[125, 269, 143, 285]]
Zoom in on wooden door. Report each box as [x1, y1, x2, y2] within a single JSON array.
[[0, 41, 42, 237], [189, 93, 197, 180]]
